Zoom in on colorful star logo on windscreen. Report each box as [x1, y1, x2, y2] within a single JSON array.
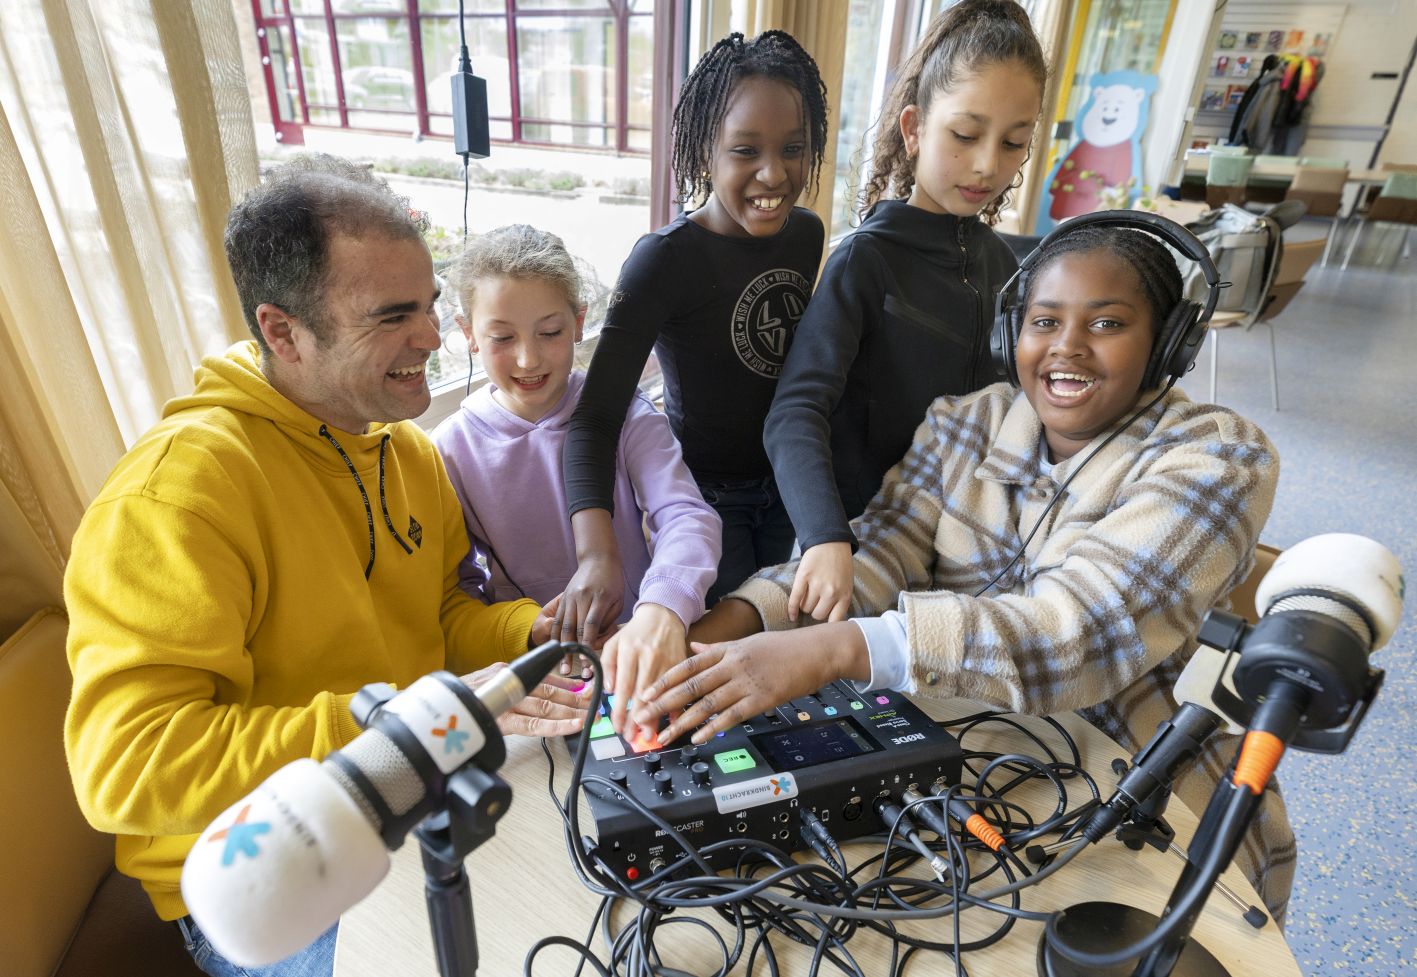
[[208, 804, 271, 866], [432, 714, 470, 754]]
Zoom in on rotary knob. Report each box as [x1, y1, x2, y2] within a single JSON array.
[[608, 768, 628, 789], [681, 745, 701, 766], [653, 770, 674, 796], [643, 751, 661, 774], [691, 761, 711, 787]]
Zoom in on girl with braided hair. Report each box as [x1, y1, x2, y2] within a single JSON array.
[[766, 0, 1046, 626], [558, 31, 828, 711]]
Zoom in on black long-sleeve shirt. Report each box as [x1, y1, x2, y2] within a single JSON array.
[[564, 208, 824, 514], [764, 201, 1017, 550]]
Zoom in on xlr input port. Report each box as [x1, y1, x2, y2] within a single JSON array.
[[842, 799, 863, 822]]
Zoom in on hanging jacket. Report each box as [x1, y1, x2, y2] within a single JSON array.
[[1228, 54, 1280, 146], [1271, 56, 1325, 154]]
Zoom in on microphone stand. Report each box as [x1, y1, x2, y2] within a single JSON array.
[[415, 764, 511, 977], [1037, 765, 1236, 977], [1128, 779, 1264, 977], [344, 641, 577, 977]]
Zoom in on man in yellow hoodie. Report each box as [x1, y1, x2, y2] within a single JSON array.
[[63, 156, 586, 977]]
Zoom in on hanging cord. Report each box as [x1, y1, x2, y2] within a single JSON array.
[[458, 0, 472, 237], [971, 381, 1176, 598]]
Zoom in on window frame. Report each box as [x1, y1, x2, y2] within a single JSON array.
[[247, 0, 655, 154]]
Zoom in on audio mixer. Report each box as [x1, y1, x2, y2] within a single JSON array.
[[566, 682, 962, 879]]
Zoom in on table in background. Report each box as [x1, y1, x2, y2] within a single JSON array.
[[335, 703, 1301, 976], [1178, 152, 1388, 194]]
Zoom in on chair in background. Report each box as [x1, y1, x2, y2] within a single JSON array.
[[1356, 161, 1417, 212], [1341, 171, 1417, 269], [1207, 237, 1326, 410], [1228, 543, 1283, 624], [1285, 165, 1349, 264], [997, 231, 1042, 264], [1247, 155, 1298, 204], [1206, 152, 1254, 208]]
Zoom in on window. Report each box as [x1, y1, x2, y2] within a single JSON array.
[[248, 0, 654, 153], [830, 0, 899, 237]]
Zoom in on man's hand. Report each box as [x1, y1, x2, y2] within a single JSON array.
[[631, 621, 871, 745], [601, 603, 687, 740], [788, 541, 855, 623], [461, 662, 589, 738]]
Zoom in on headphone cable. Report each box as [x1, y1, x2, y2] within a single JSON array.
[[971, 380, 1175, 598]]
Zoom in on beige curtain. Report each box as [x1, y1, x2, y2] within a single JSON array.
[[698, 0, 851, 241], [0, 0, 258, 637]]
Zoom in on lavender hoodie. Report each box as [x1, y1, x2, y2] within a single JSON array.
[[432, 371, 721, 628]]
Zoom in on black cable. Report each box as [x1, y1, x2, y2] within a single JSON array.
[[534, 653, 1104, 975], [456, 0, 472, 237], [522, 934, 612, 977], [1042, 781, 1255, 968], [948, 712, 1100, 843]]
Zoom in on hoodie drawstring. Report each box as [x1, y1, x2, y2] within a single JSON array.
[[319, 425, 411, 579], [376, 434, 414, 557]]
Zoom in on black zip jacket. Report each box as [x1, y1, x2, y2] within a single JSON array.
[[764, 200, 1018, 550]]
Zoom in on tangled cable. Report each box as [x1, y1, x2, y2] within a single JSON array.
[[520, 653, 1102, 977]]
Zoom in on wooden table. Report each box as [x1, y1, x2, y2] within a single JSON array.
[[335, 702, 1300, 976]]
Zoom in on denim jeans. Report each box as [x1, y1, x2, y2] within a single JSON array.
[[696, 475, 796, 606], [175, 916, 337, 977]]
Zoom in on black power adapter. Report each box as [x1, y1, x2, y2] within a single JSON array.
[[451, 69, 490, 160]]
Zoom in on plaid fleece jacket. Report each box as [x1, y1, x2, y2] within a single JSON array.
[[736, 384, 1295, 922]]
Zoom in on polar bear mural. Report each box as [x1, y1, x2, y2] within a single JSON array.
[[1038, 70, 1157, 233]]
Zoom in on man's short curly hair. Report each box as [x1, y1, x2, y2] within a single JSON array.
[[225, 154, 429, 349]]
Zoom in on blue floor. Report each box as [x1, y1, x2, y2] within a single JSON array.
[[1177, 234, 1417, 976]]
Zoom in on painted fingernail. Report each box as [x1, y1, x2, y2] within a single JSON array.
[[570, 682, 586, 694]]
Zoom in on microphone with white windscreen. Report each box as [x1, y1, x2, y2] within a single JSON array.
[[181, 640, 573, 967], [1043, 534, 1405, 977], [1201, 532, 1403, 778]]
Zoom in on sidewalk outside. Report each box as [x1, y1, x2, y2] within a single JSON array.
[[260, 127, 657, 393], [263, 126, 653, 289]]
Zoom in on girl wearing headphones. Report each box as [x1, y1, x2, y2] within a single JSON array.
[[630, 217, 1295, 924]]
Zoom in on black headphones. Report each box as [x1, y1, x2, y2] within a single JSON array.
[[990, 210, 1221, 392]]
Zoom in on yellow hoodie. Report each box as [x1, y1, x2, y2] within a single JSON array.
[[63, 342, 538, 920]]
